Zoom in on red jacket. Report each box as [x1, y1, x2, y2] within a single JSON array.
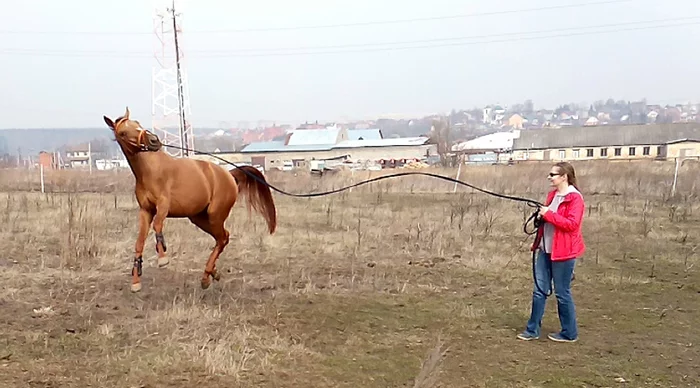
[[531, 187, 586, 261]]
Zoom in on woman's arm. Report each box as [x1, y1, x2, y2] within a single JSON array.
[[542, 194, 584, 232]]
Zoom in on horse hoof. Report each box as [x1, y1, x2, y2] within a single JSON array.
[[158, 257, 169, 268], [212, 271, 221, 281], [201, 278, 211, 289], [131, 283, 142, 293]]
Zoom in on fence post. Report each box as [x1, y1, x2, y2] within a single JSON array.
[[40, 164, 45, 193], [453, 154, 463, 193]]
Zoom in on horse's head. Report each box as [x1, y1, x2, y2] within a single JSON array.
[[103, 107, 162, 155]]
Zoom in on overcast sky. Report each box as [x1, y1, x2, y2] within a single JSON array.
[[1, 0, 699, 129]]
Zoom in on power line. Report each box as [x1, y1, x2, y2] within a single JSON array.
[[1, 19, 697, 58], [4, 17, 696, 56], [189, 0, 638, 34], [187, 16, 700, 54], [0, 0, 636, 35]]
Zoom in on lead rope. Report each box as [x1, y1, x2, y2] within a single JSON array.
[[532, 218, 553, 297], [162, 143, 547, 291]]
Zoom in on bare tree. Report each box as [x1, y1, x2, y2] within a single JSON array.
[[430, 117, 452, 167]]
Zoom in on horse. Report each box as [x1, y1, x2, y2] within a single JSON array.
[[102, 107, 277, 292]]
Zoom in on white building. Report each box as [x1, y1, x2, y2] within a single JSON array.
[[95, 159, 129, 170], [452, 130, 518, 153]]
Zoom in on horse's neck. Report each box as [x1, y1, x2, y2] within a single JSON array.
[[123, 151, 160, 183]]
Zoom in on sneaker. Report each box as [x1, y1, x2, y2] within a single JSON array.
[[516, 332, 539, 341], [547, 333, 578, 343]]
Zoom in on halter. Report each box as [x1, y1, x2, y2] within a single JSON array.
[[115, 117, 150, 152], [136, 129, 148, 151]]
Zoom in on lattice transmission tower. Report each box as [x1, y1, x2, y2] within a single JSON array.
[[152, 0, 194, 157]]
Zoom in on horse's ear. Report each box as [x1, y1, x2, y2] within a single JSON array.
[[103, 115, 115, 130], [124, 106, 130, 120]]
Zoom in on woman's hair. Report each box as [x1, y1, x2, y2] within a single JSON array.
[[554, 161, 579, 190]]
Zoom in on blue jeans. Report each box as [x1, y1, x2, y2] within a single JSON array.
[[525, 250, 578, 339]]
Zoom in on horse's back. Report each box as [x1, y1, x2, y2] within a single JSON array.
[[193, 159, 239, 215], [192, 159, 236, 188]]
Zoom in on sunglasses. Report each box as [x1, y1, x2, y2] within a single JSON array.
[[548, 173, 560, 177]]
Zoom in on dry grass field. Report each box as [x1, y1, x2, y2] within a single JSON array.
[[1, 160, 699, 387]]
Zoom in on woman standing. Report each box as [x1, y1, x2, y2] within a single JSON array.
[[517, 161, 585, 343]]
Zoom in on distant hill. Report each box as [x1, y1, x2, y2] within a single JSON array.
[[0, 127, 223, 158], [0, 128, 112, 157]]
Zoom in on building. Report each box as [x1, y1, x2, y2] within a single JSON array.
[[37, 151, 56, 169], [195, 127, 437, 170], [452, 131, 516, 154], [95, 158, 129, 170], [506, 114, 525, 129], [240, 126, 289, 144], [65, 144, 93, 168], [511, 123, 700, 162], [452, 130, 517, 164]]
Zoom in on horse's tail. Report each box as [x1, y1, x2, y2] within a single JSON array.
[[230, 166, 277, 234]]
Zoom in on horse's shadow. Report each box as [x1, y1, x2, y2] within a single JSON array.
[[116, 256, 272, 310]]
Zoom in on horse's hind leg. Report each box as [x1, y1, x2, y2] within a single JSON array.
[[203, 222, 229, 289], [152, 199, 170, 268], [188, 213, 230, 289]]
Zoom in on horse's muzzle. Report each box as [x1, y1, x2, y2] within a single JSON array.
[[146, 134, 162, 151]]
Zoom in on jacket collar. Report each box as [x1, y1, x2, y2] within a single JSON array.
[[547, 185, 580, 204]]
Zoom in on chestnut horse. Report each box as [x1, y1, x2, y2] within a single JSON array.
[[103, 107, 277, 292]]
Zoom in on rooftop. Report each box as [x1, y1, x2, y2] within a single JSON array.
[[335, 136, 429, 149], [513, 123, 700, 150], [241, 141, 333, 153], [452, 131, 516, 152], [240, 133, 430, 153], [347, 128, 383, 141], [286, 128, 342, 146]]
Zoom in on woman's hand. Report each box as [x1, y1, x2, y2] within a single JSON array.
[[538, 206, 549, 217]]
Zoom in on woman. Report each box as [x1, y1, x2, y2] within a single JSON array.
[[517, 161, 585, 343]]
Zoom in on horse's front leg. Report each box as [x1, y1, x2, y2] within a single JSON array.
[[153, 198, 170, 267], [132, 208, 153, 292]]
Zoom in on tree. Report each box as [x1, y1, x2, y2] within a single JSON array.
[[430, 118, 452, 167], [637, 112, 647, 124]]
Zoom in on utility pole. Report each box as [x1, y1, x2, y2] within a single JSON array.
[[171, 0, 189, 156], [671, 157, 698, 197], [152, 0, 194, 158]]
